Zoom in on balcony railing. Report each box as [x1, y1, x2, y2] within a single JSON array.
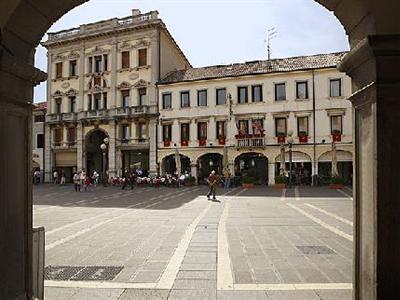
[[235, 134, 266, 147], [117, 138, 149, 146], [46, 114, 61, 123], [115, 105, 158, 116], [61, 113, 77, 121], [52, 141, 77, 149], [84, 110, 109, 119]]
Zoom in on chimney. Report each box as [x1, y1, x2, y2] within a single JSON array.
[[132, 9, 141, 16]]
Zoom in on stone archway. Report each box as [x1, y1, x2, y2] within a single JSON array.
[[161, 154, 191, 175], [235, 152, 269, 185], [197, 153, 223, 184], [84, 128, 109, 177], [274, 151, 313, 186], [2, 1, 400, 299]]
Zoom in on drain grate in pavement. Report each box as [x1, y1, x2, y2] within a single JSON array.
[[44, 266, 123, 281], [296, 246, 336, 255]]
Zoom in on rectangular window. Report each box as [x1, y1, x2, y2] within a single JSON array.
[[103, 93, 108, 109], [55, 62, 63, 79], [238, 86, 248, 104], [181, 123, 190, 142], [330, 79, 342, 97], [54, 128, 63, 144], [122, 124, 131, 140], [197, 122, 207, 140], [275, 83, 286, 101], [180, 91, 190, 108], [103, 54, 108, 71], [138, 48, 147, 67], [216, 88, 226, 105], [252, 119, 264, 135], [88, 94, 92, 111], [67, 127, 76, 143], [34, 115, 45, 123], [297, 116, 309, 136], [122, 90, 130, 107], [238, 120, 249, 135], [163, 125, 172, 142], [69, 60, 77, 77], [121, 51, 130, 69], [138, 88, 146, 106], [216, 121, 226, 138], [162, 93, 172, 109], [37, 134, 44, 149], [296, 81, 308, 99], [94, 56, 102, 73], [331, 115, 343, 134], [197, 90, 207, 106], [88, 57, 93, 73], [68, 96, 76, 113], [275, 118, 287, 136], [252, 85, 263, 102], [94, 93, 101, 110], [138, 123, 147, 139], [55, 98, 62, 114]]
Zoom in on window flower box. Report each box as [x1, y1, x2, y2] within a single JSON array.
[[218, 137, 226, 145], [299, 132, 308, 143], [332, 130, 342, 142], [199, 139, 206, 146], [277, 134, 286, 144], [164, 140, 171, 147], [181, 140, 188, 147]]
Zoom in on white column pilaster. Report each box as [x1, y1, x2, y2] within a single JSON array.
[[108, 120, 117, 178], [209, 117, 216, 144], [44, 124, 52, 182], [149, 119, 158, 174], [172, 120, 179, 146], [190, 119, 197, 147], [78, 45, 85, 112], [268, 162, 276, 186], [110, 40, 117, 109]]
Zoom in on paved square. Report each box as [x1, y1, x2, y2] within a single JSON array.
[[34, 184, 353, 299]]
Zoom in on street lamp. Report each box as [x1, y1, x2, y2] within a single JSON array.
[[287, 131, 294, 189], [100, 137, 109, 187]]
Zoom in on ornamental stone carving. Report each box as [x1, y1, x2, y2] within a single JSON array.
[[133, 79, 149, 88], [88, 45, 110, 55], [52, 90, 64, 98], [61, 82, 71, 89], [117, 81, 132, 90], [128, 73, 139, 81], [66, 89, 78, 97], [52, 53, 66, 62], [133, 39, 150, 49], [68, 51, 80, 60], [118, 41, 134, 51]]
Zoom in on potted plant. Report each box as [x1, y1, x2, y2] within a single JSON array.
[[242, 176, 256, 189], [277, 132, 286, 144], [330, 175, 344, 189], [164, 140, 171, 147], [218, 136, 226, 145], [332, 130, 342, 142], [274, 174, 287, 188], [186, 176, 196, 186], [181, 140, 188, 147], [298, 131, 308, 143], [199, 138, 206, 146]]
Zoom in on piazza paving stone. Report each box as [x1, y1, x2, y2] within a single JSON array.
[[168, 289, 217, 300], [217, 290, 268, 300], [118, 289, 169, 300]]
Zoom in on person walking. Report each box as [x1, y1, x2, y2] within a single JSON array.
[[73, 172, 80, 192], [206, 170, 219, 201], [223, 167, 231, 189], [53, 170, 58, 184], [79, 170, 86, 192], [60, 171, 66, 185]]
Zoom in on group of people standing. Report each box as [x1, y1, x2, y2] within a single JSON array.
[[71, 169, 99, 192]]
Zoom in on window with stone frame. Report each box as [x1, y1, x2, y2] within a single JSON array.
[[55, 62, 63, 79], [55, 98, 62, 114], [216, 88, 226, 105], [121, 124, 131, 141], [180, 91, 190, 108], [296, 81, 308, 99], [88, 95, 92, 111], [69, 60, 77, 77], [103, 92, 108, 109], [238, 86, 248, 104], [137, 122, 147, 140], [251, 85, 263, 102], [34, 115, 45, 123], [275, 117, 287, 136], [163, 124, 172, 142], [67, 127, 76, 145], [69, 96, 76, 113], [238, 120, 249, 135], [37, 134, 44, 149], [330, 79, 342, 97], [103, 54, 108, 71], [331, 115, 343, 135], [54, 128, 63, 145], [216, 121, 226, 138], [181, 123, 190, 142], [297, 116, 309, 136], [138, 48, 147, 67], [94, 93, 101, 110], [122, 90, 130, 107], [197, 90, 207, 106], [197, 122, 207, 140], [121, 51, 130, 69], [94, 56, 103, 73], [275, 83, 286, 101], [162, 93, 172, 109], [252, 119, 264, 135], [138, 88, 147, 106]]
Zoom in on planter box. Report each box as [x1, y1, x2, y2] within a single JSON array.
[[332, 133, 342, 142], [242, 183, 254, 189], [218, 137, 226, 145], [330, 183, 343, 189], [163, 141, 171, 147], [199, 139, 206, 146], [181, 140, 188, 147], [274, 183, 287, 189], [299, 135, 308, 143], [277, 136, 286, 144]]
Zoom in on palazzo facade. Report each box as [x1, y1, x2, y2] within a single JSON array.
[[42, 9, 190, 182]]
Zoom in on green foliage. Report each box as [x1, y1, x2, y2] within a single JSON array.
[[242, 176, 256, 184], [275, 175, 288, 184], [186, 176, 196, 183], [331, 175, 344, 184]]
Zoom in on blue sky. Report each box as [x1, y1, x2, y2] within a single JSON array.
[[33, 0, 349, 102]]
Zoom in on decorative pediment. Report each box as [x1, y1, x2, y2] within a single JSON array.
[[133, 79, 149, 89], [118, 41, 134, 51], [68, 51, 80, 60], [52, 90, 64, 98], [92, 85, 103, 93], [133, 39, 150, 49], [66, 89, 78, 97], [53, 53, 66, 62], [88, 45, 110, 55], [117, 81, 132, 90]]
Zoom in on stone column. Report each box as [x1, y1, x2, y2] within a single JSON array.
[[227, 115, 236, 147], [172, 119, 179, 145], [209, 117, 216, 144], [190, 119, 197, 147], [78, 45, 85, 112], [110, 40, 117, 109], [44, 124, 53, 182], [108, 120, 117, 178], [149, 119, 158, 174], [63, 126, 67, 146], [77, 122, 83, 171], [268, 162, 276, 186], [191, 163, 198, 184], [338, 35, 400, 300]]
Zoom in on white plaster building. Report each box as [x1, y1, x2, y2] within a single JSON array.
[[42, 9, 191, 182], [32, 102, 46, 180], [157, 53, 353, 185]]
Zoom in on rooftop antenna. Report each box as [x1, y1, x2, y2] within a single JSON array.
[[265, 27, 278, 60]]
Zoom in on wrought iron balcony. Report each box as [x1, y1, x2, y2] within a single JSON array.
[[235, 134, 266, 147]]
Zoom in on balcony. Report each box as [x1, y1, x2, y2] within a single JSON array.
[[52, 141, 77, 149], [61, 113, 77, 122], [46, 114, 61, 123], [84, 110, 109, 119], [116, 107, 130, 116], [114, 106, 158, 118], [235, 134, 266, 147], [117, 137, 149, 147]]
